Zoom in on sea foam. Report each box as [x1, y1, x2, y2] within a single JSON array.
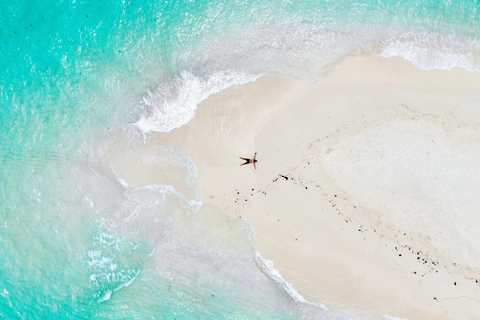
[[380, 32, 480, 71], [135, 70, 258, 133]]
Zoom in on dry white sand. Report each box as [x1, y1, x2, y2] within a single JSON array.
[[111, 55, 480, 319]]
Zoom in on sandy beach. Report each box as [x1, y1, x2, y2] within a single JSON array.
[[112, 55, 480, 319]]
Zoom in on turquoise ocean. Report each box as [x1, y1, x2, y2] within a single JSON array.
[[1, 0, 480, 319]]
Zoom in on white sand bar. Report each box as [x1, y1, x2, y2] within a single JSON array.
[[127, 56, 480, 319]]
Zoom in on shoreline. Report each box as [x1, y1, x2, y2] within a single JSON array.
[[116, 55, 480, 319]]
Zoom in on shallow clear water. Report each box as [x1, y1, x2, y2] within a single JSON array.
[[1, 0, 480, 319]]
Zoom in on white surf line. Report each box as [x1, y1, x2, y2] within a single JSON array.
[[114, 270, 141, 293], [254, 251, 326, 308]]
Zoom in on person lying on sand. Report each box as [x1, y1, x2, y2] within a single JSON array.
[[240, 152, 258, 169]]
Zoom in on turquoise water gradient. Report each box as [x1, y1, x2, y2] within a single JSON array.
[[1, 0, 480, 319]]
